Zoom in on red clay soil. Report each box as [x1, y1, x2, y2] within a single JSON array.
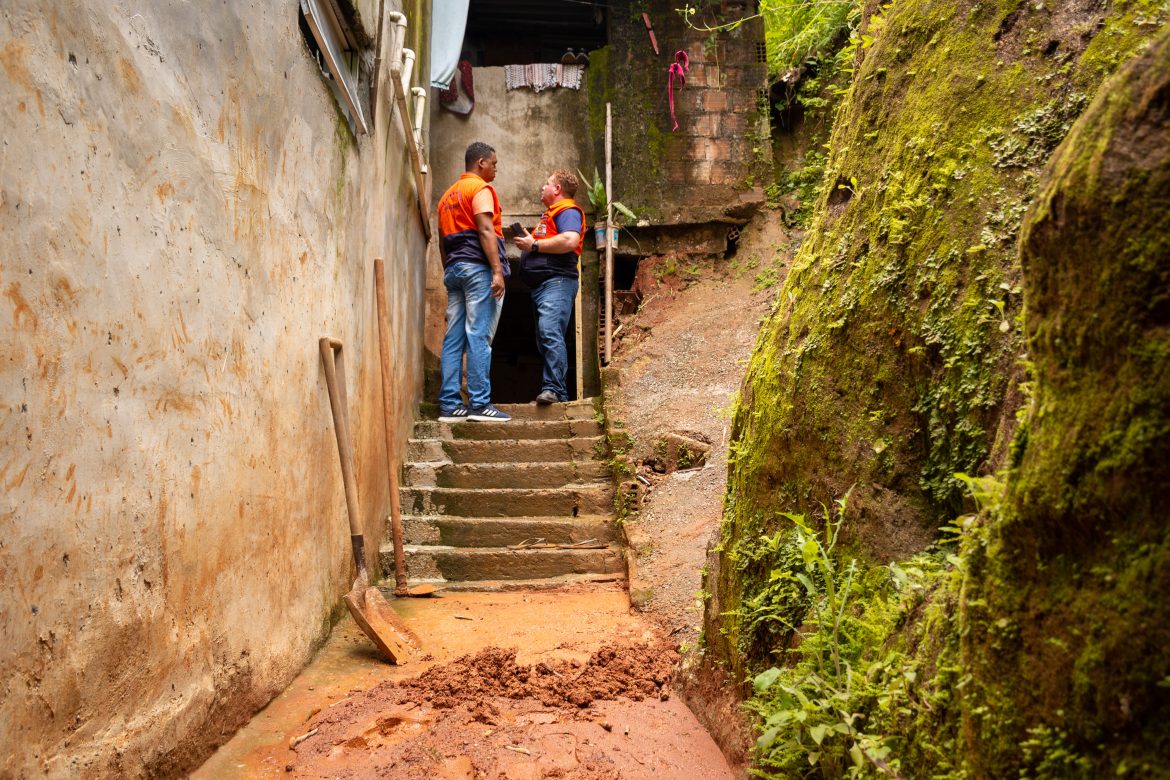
[[285, 640, 729, 779]]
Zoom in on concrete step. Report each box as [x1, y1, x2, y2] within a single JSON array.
[[399, 485, 614, 518], [388, 573, 625, 593], [413, 419, 603, 442], [401, 515, 617, 547], [401, 461, 609, 489], [395, 544, 626, 582], [419, 399, 599, 422], [406, 436, 604, 464]]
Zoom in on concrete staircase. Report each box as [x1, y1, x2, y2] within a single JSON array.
[[384, 399, 626, 591]]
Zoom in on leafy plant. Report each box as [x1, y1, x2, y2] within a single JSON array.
[[746, 494, 906, 778], [576, 167, 637, 223], [678, 1, 860, 79], [763, 0, 860, 77]]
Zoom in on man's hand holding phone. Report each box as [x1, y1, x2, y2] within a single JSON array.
[[512, 223, 536, 253]]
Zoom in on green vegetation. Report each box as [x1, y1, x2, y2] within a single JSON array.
[[765, 4, 861, 227], [577, 167, 638, 223], [679, 0, 859, 76], [712, 0, 1170, 777], [762, 1, 859, 76], [600, 413, 639, 526]]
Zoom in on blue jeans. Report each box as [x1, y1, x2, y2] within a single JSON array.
[[531, 275, 578, 402], [440, 262, 504, 410]]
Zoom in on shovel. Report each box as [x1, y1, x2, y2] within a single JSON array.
[[374, 257, 438, 597], [319, 337, 421, 663]]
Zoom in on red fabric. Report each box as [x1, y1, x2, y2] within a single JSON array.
[[439, 60, 475, 112]]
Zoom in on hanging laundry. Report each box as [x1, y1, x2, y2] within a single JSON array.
[[503, 63, 585, 93], [439, 60, 475, 115]]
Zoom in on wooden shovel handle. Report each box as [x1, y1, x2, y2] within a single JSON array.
[[320, 337, 366, 574], [374, 258, 409, 593]]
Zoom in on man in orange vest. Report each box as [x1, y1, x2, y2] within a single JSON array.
[[435, 141, 512, 422], [515, 170, 585, 405]]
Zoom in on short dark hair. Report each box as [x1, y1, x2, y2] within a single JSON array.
[[550, 169, 579, 199], [465, 141, 495, 169]]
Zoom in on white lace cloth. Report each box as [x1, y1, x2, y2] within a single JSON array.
[[504, 63, 584, 92]]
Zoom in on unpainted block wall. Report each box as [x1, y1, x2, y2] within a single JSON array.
[[0, 0, 431, 775]]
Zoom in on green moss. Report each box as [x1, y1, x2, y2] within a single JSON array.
[[960, 24, 1170, 777], [721, 0, 1167, 597], [713, 0, 1170, 776], [1076, 0, 1170, 82], [333, 109, 351, 204], [585, 45, 611, 143]]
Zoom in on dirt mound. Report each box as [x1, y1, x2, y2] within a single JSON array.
[[285, 640, 704, 779], [399, 642, 677, 710]]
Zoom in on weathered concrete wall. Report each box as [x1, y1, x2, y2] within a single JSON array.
[[0, 0, 430, 775], [429, 66, 595, 218], [424, 69, 597, 385]]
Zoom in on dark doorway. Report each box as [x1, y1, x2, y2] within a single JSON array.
[[490, 276, 578, 403], [463, 0, 608, 66]]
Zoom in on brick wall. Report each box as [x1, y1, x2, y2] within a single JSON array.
[[604, 0, 770, 226]]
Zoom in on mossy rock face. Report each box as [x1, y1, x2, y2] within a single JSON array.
[[963, 24, 1170, 776], [711, 0, 1169, 678]]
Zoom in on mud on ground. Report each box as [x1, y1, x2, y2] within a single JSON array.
[[603, 208, 794, 769], [286, 640, 731, 779]]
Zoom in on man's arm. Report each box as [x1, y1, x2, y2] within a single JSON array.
[[516, 230, 580, 254], [472, 209, 505, 300]]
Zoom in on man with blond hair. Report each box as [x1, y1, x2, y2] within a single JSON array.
[[514, 170, 585, 404]]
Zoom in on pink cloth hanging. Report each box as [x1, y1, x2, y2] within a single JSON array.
[[668, 50, 689, 131]]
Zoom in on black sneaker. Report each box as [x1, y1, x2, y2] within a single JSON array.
[[468, 404, 512, 422], [438, 406, 469, 423], [535, 390, 559, 405]]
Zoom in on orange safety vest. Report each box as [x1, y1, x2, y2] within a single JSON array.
[[520, 198, 585, 285], [532, 198, 585, 256], [437, 173, 507, 272]]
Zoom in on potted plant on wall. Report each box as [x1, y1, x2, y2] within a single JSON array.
[[577, 167, 637, 250]]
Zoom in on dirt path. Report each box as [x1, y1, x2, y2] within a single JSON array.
[[602, 210, 794, 767], [606, 210, 793, 642], [194, 588, 734, 778]]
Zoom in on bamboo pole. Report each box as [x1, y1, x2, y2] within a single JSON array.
[[604, 102, 613, 365], [574, 271, 584, 399]]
